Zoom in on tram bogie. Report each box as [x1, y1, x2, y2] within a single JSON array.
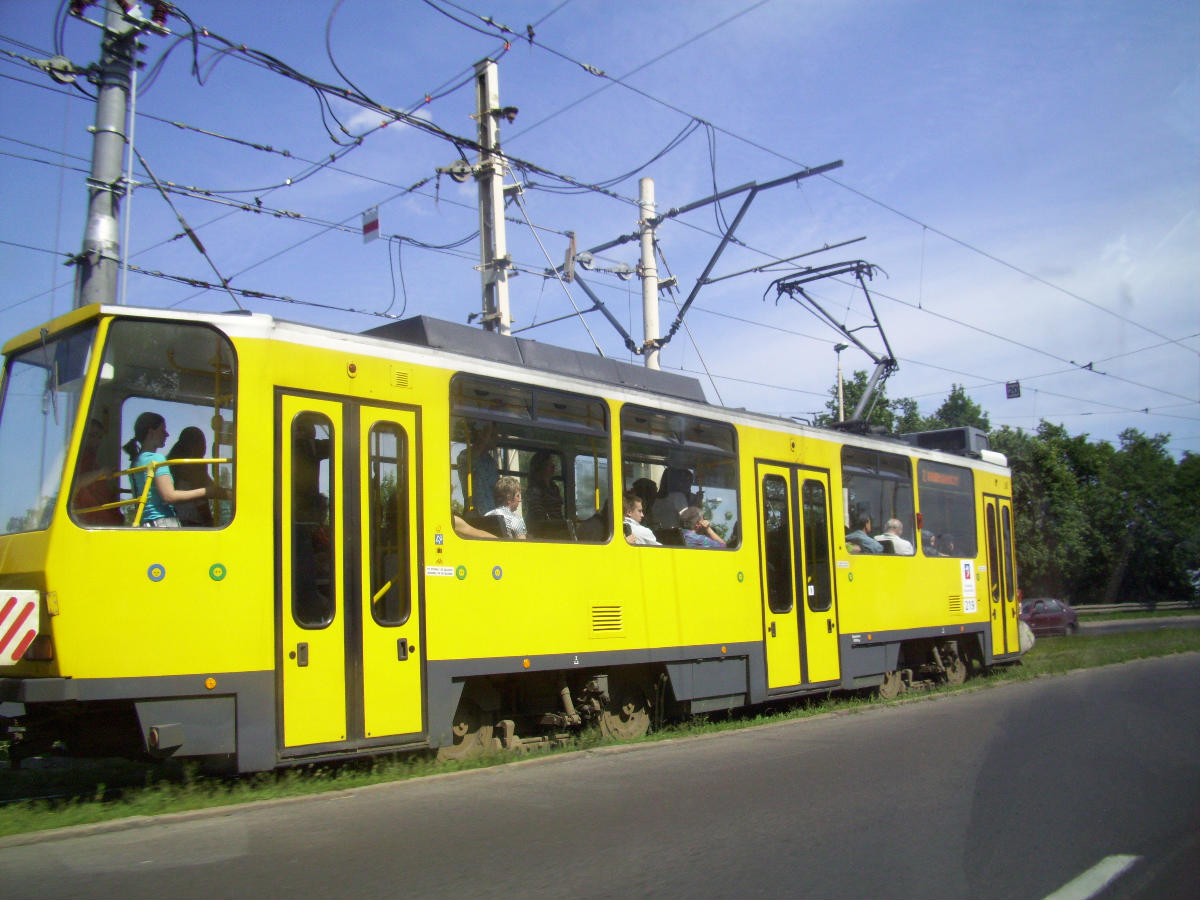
[[0, 305, 1025, 773]]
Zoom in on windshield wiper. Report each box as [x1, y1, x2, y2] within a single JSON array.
[[39, 328, 59, 425]]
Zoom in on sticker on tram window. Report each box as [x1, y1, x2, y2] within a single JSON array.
[[961, 561, 976, 599]]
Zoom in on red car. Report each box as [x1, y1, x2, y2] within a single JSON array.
[[1020, 597, 1080, 636]]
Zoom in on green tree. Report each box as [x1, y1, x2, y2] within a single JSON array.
[[991, 423, 1089, 598], [926, 384, 990, 431], [815, 369, 919, 433]]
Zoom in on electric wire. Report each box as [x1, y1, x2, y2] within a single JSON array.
[[11, 6, 1190, 429], [437, 0, 1196, 359], [510, 185, 606, 355]]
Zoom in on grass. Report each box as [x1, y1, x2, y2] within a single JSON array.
[[1075, 606, 1200, 623], [2, 627, 1198, 839]]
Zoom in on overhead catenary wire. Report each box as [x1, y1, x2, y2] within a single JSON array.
[[7, 6, 1194, 436], [434, 0, 1197, 360]]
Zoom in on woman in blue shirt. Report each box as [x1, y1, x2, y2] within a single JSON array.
[[123, 412, 222, 527]]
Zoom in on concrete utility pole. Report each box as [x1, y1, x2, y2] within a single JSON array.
[[638, 177, 660, 370], [76, 1, 145, 309], [474, 58, 514, 335]]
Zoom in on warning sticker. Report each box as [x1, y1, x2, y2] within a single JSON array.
[[0, 590, 40, 666], [425, 566, 455, 577]]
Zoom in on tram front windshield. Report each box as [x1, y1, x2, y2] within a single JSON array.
[[0, 322, 98, 534]]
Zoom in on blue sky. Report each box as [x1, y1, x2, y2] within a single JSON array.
[[2, 0, 1197, 456]]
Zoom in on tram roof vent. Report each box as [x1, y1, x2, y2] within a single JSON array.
[[364, 316, 708, 403], [899, 426, 990, 458]]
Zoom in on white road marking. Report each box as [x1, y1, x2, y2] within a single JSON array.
[[1043, 854, 1141, 900]]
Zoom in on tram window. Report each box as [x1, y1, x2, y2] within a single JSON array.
[[368, 423, 410, 626], [762, 475, 793, 613], [986, 506, 1001, 602], [449, 374, 611, 543], [1002, 506, 1015, 598], [916, 461, 977, 558], [70, 319, 236, 529], [620, 406, 740, 549], [841, 447, 914, 556], [802, 479, 833, 612], [292, 412, 335, 628], [1, 321, 97, 534]]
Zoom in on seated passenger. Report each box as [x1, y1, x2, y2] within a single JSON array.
[[622, 491, 661, 546], [652, 467, 698, 529], [168, 426, 215, 527], [525, 450, 565, 525], [483, 475, 527, 539], [679, 506, 725, 548], [845, 514, 883, 554], [453, 514, 498, 540], [124, 411, 226, 528], [875, 518, 915, 555], [631, 478, 658, 528], [921, 530, 937, 556]]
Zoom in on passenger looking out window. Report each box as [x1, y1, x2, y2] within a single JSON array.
[[66, 319, 237, 530], [841, 446, 914, 558], [167, 426, 216, 527], [845, 514, 883, 554], [679, 506, 726, 548], [449, 375, 611, 543], [622, 491, 660, 546], [652, 467, 700, 529], [875, 517, 914, 555], [526, 450, 565, 525], [124, 412, 227, 528], [484, 475, 527, 539], [620, 406, 740, 549]]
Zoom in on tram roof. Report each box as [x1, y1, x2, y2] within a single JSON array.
[[8, 304, 1006, 471], [364, 315, 708, 405]]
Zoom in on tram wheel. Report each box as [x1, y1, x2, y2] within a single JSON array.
[[598, 675, 650, 741], [943, 652, 968, 686], [436, 699, 494, 761], [878, 670, 904, 700]]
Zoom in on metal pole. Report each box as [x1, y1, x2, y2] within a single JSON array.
[[76, 0, 137, 309], [474, 59, 511, 334], [639, 177, 659, 370], [835, 342, 848, 422], [118, 62, 136, 306]]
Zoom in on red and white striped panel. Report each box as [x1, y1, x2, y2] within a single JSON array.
[[0, 591, 40, 666]]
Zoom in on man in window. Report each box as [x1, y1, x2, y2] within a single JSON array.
[[622, 491, 660, 546], [679, 506, 725, 548], [846, 514, 883, 554], [875, 518, 915, 555]]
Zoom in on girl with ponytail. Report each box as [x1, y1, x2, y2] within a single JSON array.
[[124, 412, 223, 527]]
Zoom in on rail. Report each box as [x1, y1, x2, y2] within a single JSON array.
[[74, 457, 230, 526]]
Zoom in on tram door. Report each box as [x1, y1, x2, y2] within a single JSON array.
[[983, 495, 1020, 656], [278, 394, 424, 750], [757, 464, 841, 690]]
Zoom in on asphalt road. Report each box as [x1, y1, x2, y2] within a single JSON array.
[[1, 654, 1197, 900]]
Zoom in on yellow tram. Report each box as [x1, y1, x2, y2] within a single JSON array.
[[0, 304, 1023, 771]]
